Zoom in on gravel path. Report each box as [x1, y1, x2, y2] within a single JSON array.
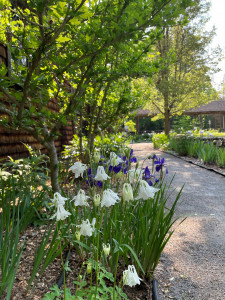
[[131, 143, 225, 300]]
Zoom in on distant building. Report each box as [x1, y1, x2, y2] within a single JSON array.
[[184, 100, 225, 130]]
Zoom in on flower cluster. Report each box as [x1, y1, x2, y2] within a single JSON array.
[[50, 148, 169, 291], [50, 192, 71, 221]]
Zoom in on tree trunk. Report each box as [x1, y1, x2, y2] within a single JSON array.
[[164, 109, 170, 136], [164, 93, 170, 136], [45, 140, 60, 193]]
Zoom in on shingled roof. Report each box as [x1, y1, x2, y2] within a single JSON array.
[[185, 100, 225, 115], [135, 109, 151, 117]]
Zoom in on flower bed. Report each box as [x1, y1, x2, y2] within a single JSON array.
[[0, 147, 182, 299]]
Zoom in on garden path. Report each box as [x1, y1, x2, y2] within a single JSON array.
[[131, 142, 225, 300]]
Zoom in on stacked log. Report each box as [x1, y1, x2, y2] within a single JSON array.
[[0, 44, 74, 161]]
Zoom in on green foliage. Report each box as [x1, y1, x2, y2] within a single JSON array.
[[62, 133, 130, 162], [0, 0, 195, 190], [43, 263, 128, 300], [217, 148, 225, 168], [0, 184, 24, 300], [0, 145, 50, 197], [171, 115, 198, 133], [132, 133, 153, 143], [94, 134, 130, 158], [196, 142, 218, 164], [152, 132, 169, 149], [143, 1, 220, 134], [169, 135, 191, 156], [168, 134, 225, 167], [124, 120, 136, 133]]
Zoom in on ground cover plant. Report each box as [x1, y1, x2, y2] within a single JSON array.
[[168, 133, 225, 168], [0, 143, 183, 299]]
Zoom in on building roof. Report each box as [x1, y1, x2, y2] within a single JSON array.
[[135, 109, 151, 117], [185, 100, 225, 115]]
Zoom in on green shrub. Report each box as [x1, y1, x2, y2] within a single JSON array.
[[217, 148, 225, 167], [152, 132, 169, 149]]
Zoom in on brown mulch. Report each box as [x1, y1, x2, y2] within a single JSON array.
[[8, 224, 152, 300]]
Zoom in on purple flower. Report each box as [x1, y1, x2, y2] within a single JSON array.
[[123, 167, 128, 174], [113, 164, 122, 174], [148, 180, 153, 186], [96, 181, 103, 188], [130, 156, 137, 163], [154, 158, 166, 172], [143, 166, 151, 179], [148, 154, 158, 160]]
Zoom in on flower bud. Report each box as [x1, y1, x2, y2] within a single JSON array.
[[87, 262, 92, 274], [93, 151, 101, 163], [103, 243, 110, 256], [122, 183, 134, 202], [115, 171, 122, 179], [75, 231, 81, 241], [93, 194, 101, 206], [125, 148, 131, 158]]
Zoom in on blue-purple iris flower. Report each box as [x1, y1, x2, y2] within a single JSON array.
[[129, 149, 137, 163], [154, 158, 166, 172]]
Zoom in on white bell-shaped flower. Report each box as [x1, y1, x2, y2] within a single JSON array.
[[78, 218, 96, 237], [108, 152, 123, 166], [51, 192, 68, 207], [101, 189, 120, 207], [123, 265, 142, 287], [51, 204, 71, 221], [122, 183, 134, 202], [94, 166, 110, 181], [128, 168, 144, 183], [73, 189, 89, 206], [70, 162, 87, 178], [136, 180, 159, 200], [103, 243, 110, 256]]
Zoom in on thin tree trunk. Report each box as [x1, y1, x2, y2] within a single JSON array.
[[45, 140, 60, 193], [164, 92, 170, 136], [164, 109, 170, 136]]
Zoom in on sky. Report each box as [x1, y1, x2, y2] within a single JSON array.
[[206, 0, 225, 88]]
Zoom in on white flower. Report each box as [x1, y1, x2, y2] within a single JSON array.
[[51, 192, 68, 207], [136, 180, 159, 200], [93, 151, 101, 163], [128, 168, 144, 183], [51, 204, 71, 221], [122, 183, 134, 202], [94, 166, 110, 181], [200, 130, 204, 134], [101, 189, 120, 207], [103, 243, 110, 256], [108, 152, 123, 166], [78, 219, 96, 237], [70, 162, 87, 178], [123, 265, 142, 287], [93, 194, 101, 206], [73, 189, 89, 206]]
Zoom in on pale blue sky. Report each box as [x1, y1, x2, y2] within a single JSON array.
[[207, 0, 225, 87]]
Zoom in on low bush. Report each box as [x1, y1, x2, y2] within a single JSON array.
[[152, 132, 169, 150]]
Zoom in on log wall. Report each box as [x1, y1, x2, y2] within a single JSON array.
[[0, 44, 74, 161]]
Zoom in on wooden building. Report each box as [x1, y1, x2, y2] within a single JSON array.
[[135, 109, 151, 133], [0, 44, 74, 160], [184, 100, 225, 130]]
